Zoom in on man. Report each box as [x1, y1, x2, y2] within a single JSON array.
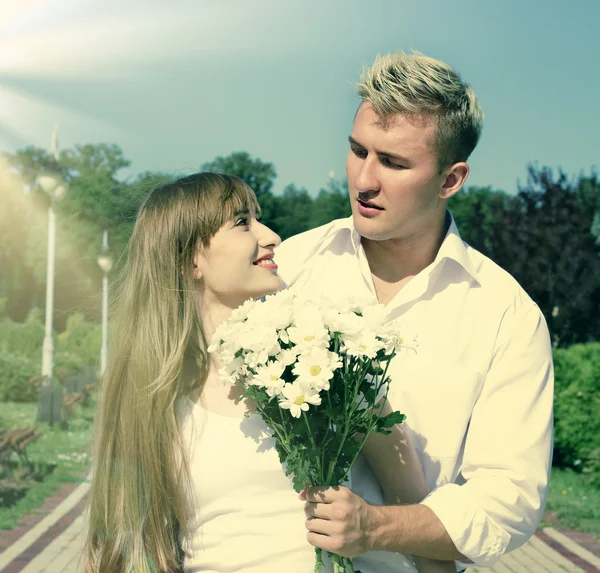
[[275, 51, 554, 572]]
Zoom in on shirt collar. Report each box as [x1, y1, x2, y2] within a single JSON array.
[[346, 211, 480, 285]]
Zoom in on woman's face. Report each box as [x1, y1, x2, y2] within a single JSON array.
[[193, 208, 282, 308]]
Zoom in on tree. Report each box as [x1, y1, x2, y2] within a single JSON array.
[[309, 179, 351, 229], [512, 167, 600, 346], [201, 152, 277, 200], [448, 186, 515, 258], [269, 184, 313, 240], [0, 144, 149, 326]]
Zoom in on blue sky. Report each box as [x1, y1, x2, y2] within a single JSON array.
[[1, 0, 598, 196]]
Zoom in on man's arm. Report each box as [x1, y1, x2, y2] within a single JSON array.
[[303, 303, 554, 568], [360, 400, 462, 570], [302, 484, 463, 560]]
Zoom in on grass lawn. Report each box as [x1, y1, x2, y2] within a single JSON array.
[[0, 400, 94, 531], [542, 467, 600, 538]]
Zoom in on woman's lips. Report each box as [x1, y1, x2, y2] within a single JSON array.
[[253, 258, 278, 270]]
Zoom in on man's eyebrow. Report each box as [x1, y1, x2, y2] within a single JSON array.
[[348, 135, 412, 165]]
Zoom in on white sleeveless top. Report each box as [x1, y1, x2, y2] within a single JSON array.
[[178, 398, 417, 573], [178, 398, 333, 572]]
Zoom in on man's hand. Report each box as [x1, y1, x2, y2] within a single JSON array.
[[299, 485, 379, 558]]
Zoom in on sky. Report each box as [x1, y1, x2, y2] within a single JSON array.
[[0, 0, 598, 196]]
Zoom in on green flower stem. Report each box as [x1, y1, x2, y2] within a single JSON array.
[[330, 551, 350, 572], [314, 548, 324, 572], [338, 355, 394, 484], [240, 382, 292, 454], [302, 411, 322, 475]]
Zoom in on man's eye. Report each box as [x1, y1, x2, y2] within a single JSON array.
[[381, 157, 404, 169], [351, 147, 367, 158], [235, 217, 249, 227]]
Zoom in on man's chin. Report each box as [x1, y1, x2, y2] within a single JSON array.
[[352, 212, 389, 241]]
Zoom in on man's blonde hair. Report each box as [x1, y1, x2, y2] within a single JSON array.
[[357, 51, 483, 170]]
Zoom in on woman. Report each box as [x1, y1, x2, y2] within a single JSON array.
[[83, 172, 455, 572]]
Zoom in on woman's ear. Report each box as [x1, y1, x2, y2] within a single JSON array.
[[180, 251, 204, 280], [190, 251, 203, 280]]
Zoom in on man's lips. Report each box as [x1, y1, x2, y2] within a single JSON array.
[[357, 198, 384, 210]]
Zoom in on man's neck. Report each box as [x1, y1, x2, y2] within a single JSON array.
[[361, 212, 450, 285]]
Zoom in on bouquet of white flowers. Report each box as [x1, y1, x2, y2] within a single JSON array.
[[208, 290, 416, 573]]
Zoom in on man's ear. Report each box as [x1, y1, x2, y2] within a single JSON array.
[[439, 162, 470, 200]]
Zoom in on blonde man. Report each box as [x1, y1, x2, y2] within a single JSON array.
[[276, 52, 553, 573]]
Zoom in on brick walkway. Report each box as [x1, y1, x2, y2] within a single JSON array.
[[1, 479, 599, 573]]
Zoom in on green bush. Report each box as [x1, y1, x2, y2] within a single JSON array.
[[0, 351, 38, 402], [0, 310, 44, 360], [553, 342, 600, 485], [56, 313, 101, 367], [54, 351, 85, 375]]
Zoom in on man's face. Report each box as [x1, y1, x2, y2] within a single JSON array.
[[346, 102, 448, 244]]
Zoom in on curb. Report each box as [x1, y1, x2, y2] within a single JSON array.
[[535, 529, 600, 573], [0, 475, 90, 572]]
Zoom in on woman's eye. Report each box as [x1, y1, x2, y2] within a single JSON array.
[[235, 217, 249, 227]]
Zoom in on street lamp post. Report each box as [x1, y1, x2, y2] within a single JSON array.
[[38, 130, 66, 382], [97, 230, 113, 377], [37, 127, 67, 426]]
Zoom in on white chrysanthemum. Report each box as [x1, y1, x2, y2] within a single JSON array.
[[342, 329, 386, 358], [229, 298, 258, 323], [278, 328, 290, 345], [288, 302, 330, 350], [217, 355, 244, 385], [292, 346, 341, 391], [322, 307, 364, 337], [254, 360, 286, 397], [246, 291, 294, 331], [361, 303, 388, 329], [276, 347, 299, 367], [328, 295, 368, 315], [278, 381, 322, 418], [211, 324, 248, 362], [239, 324, 280, 368]]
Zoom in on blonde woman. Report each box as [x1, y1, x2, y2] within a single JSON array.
[[83, 172, 454, 573]]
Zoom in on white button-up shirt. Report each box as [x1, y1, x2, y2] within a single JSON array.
[[274, 215, 554, 570]]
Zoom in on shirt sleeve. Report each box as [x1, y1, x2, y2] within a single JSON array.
[[420, 303, 554, 568]]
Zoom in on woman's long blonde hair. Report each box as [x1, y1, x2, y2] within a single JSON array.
[[84, 173, 259, 572]]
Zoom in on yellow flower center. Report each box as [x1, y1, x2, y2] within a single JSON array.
[[304, 335, 315, 341], [310, 366, 321, 376], [270, 375, 278, 381], [294, 396, 306, 405], [359, 344, 366, 351]]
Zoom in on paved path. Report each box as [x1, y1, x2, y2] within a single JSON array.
[[1, 479, 599, 573]]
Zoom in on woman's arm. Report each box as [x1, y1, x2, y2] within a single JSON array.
[[360, 399, 458, 573]]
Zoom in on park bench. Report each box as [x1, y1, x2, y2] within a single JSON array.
[[62, 392, 84, 421], [0, 426, 41, 480]]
